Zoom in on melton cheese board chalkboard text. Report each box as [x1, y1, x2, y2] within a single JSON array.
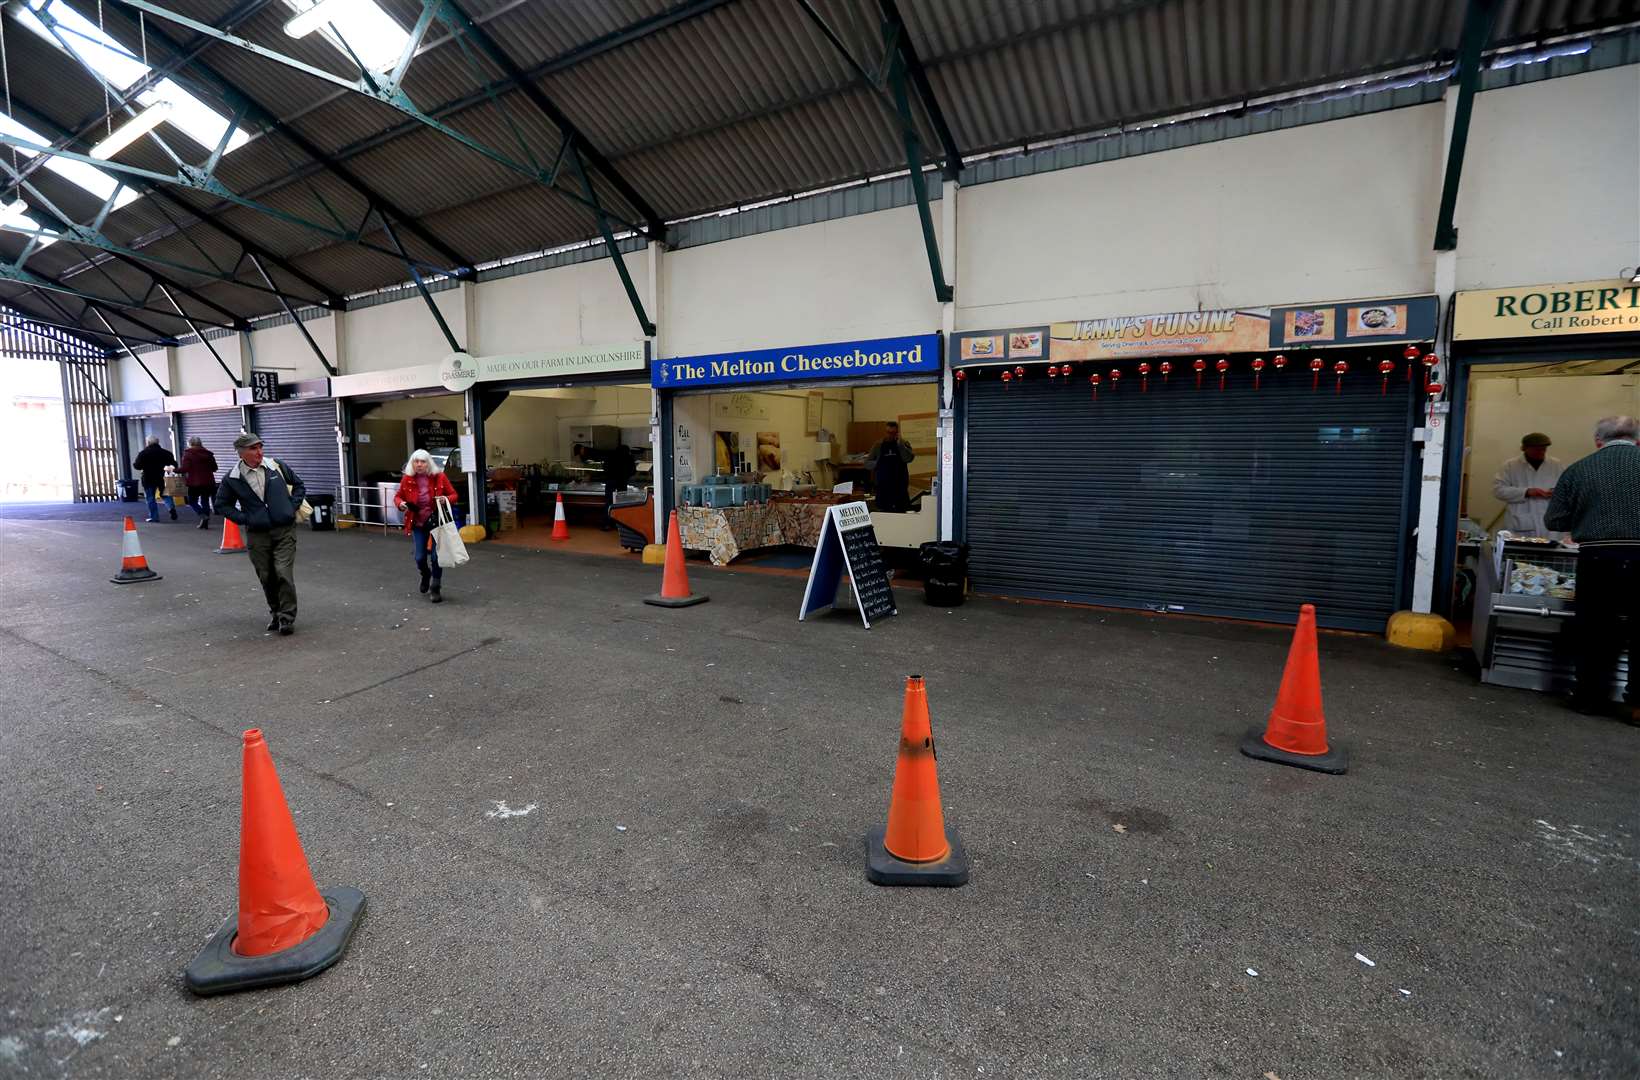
[[798, 501, 898, 628]]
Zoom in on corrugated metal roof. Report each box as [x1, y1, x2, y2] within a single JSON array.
[[3, 0, 1637, 348]]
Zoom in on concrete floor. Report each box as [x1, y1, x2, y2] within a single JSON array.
[[1, 503, 1636, 1080]]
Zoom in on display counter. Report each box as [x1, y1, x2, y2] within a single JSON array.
[[1472, 537, 1629, 700], [677, 494, 935, 565]]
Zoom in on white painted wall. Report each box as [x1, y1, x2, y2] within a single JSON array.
[[172, 336, 243, 395], [1456, 66, 1640, 290], [114, 354, 162, 400], [484, 385, 651, 467], [476, 251, 651, 356], [345, 290, 466, 373], [662, 208, 943, 356], [244, 317, 334, 382], [957, 103, 1443, 329]]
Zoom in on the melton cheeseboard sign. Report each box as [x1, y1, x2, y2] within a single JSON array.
[[799, 501, 898, 629]]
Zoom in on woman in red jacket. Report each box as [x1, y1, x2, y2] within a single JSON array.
[[178, 436, 220, 529], [394, 449, 460, 602]]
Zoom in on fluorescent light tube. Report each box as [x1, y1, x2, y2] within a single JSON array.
[[89, 101, 172, 160], [284, 0, 347, 39]]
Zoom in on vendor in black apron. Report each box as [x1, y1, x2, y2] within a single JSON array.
[[865, 421, 915, 512]]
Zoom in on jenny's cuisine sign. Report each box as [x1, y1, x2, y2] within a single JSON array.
[[1454, 280, 1640, 340], [954, 296, 1437, 365]]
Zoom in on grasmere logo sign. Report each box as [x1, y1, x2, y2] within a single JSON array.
[[1454, 280, 1640, 340]]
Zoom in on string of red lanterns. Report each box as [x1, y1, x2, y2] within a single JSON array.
[[952, 345, 1440, 403]]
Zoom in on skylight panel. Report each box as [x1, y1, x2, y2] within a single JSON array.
[[281, 0, 412, 74], [0, 113, 140, 210], [19, 1, 250, 157]]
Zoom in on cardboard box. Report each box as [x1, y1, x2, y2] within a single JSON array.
[[499, 510, 518, 531]]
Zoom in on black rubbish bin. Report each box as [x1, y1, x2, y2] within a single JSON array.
[[307, 493, 336, 531], [117, 478, 141, 502], [919, 541, 969, 607]]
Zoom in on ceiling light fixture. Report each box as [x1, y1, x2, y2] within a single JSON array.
[[89, 101, 173, 160], [284, 0, 348, 39], [0, 199, 33, 227]]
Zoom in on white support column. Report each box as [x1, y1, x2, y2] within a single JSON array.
[[461, 281, 479, 356], [938, 177, 959, 541], [330, 307, 350, 374], [648, 240, 667, 543], [1409, 86, 1463, 616]]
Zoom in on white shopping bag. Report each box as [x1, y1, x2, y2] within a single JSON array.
[[431, 496, 470, 567]]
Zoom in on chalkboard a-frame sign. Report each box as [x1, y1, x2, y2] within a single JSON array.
[[798, 501, 898, 628]]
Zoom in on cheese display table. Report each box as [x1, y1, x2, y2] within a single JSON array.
[[676, 500, 837, 565]]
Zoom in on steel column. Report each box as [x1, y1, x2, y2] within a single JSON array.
[[1433, 0, 1500, 251]]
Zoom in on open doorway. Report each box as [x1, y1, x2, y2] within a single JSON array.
[[0, 357, 72, 501]]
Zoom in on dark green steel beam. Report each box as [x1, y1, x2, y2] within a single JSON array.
[[1434, 0, 1501, 251]]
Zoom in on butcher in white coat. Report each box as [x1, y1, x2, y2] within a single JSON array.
[[1492, 432, 1565, 538]]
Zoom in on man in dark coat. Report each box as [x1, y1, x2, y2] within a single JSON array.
[[864, 421, 916, 513], [214, 432, 306, 635], [132, 436, 177, 522]]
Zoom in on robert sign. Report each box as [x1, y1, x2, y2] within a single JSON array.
[[1454, 280, 1640, 341], [653, 335, 940, 389]]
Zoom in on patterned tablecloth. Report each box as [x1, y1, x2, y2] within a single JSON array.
[[676, 501, 836, 565]]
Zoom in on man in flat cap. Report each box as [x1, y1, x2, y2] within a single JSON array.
[[1492, 431, 1564, 539], [214, 431, 307, 635]]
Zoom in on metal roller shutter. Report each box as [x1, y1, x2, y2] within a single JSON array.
[[252, 400, 341, 496], [962, 371, 1414, 630], [175, 409, 243, 482]]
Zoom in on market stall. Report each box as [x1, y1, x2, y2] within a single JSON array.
[[655, 334, 943, 560]]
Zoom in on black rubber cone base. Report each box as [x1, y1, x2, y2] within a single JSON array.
[[1239, 728, 1349, 774], [865, 826, 969, 887], [111, 568, 161, 584], [184, 886, 365, 996], [644, 593, 708, 608]]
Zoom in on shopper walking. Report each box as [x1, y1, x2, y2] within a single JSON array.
[[178, 436, 220, 530], [1545, 415, 1640, 724], [132, 436, 178, 522], [393, 449, 460, 603], [214, 432, 306, 635]]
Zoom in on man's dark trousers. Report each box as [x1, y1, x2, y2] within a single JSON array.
[[1572, 546, 1639, 708], [247, 525, 298, 624]]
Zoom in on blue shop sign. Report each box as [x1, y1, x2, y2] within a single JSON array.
[[654, 334, 940, 389]]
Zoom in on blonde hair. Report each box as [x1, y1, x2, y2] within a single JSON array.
[[403, 448, 443, 476]]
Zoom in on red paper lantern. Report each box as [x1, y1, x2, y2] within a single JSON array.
[[1333, 359, 1349, 395], [1108, 368, 1121, 390], [954, 369, 966, 382], [1403, 343, 1421, 361], [1251, 356, 1266, 391], [1425, 381, 1444, 423], [1138, 362, 1151, 392], [1159, 360, 1173, 383], [1193, 357, 1207, 390], [1273, 353, 1288, 372], [1001, 370, 1012, 384], [1310, 356, 1324, 391], [1422, 351, 1439, 392], [1378, 358, 1395, 395], [1047, 365, 1058, 379], [1014, 366, 1025, 379], [1216, 358, 1230, 391], [1087, 372, 1100, 401]]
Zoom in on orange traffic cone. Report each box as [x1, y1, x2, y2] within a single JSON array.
[[216, 516, 247, 555], [643, 510, 708, 608], [866, 676, 969, 886], [110, 516, 161, 584], [550, 492, 571, 541], [184, 729, 365, 995], [1239, 604, 1349, 774]]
